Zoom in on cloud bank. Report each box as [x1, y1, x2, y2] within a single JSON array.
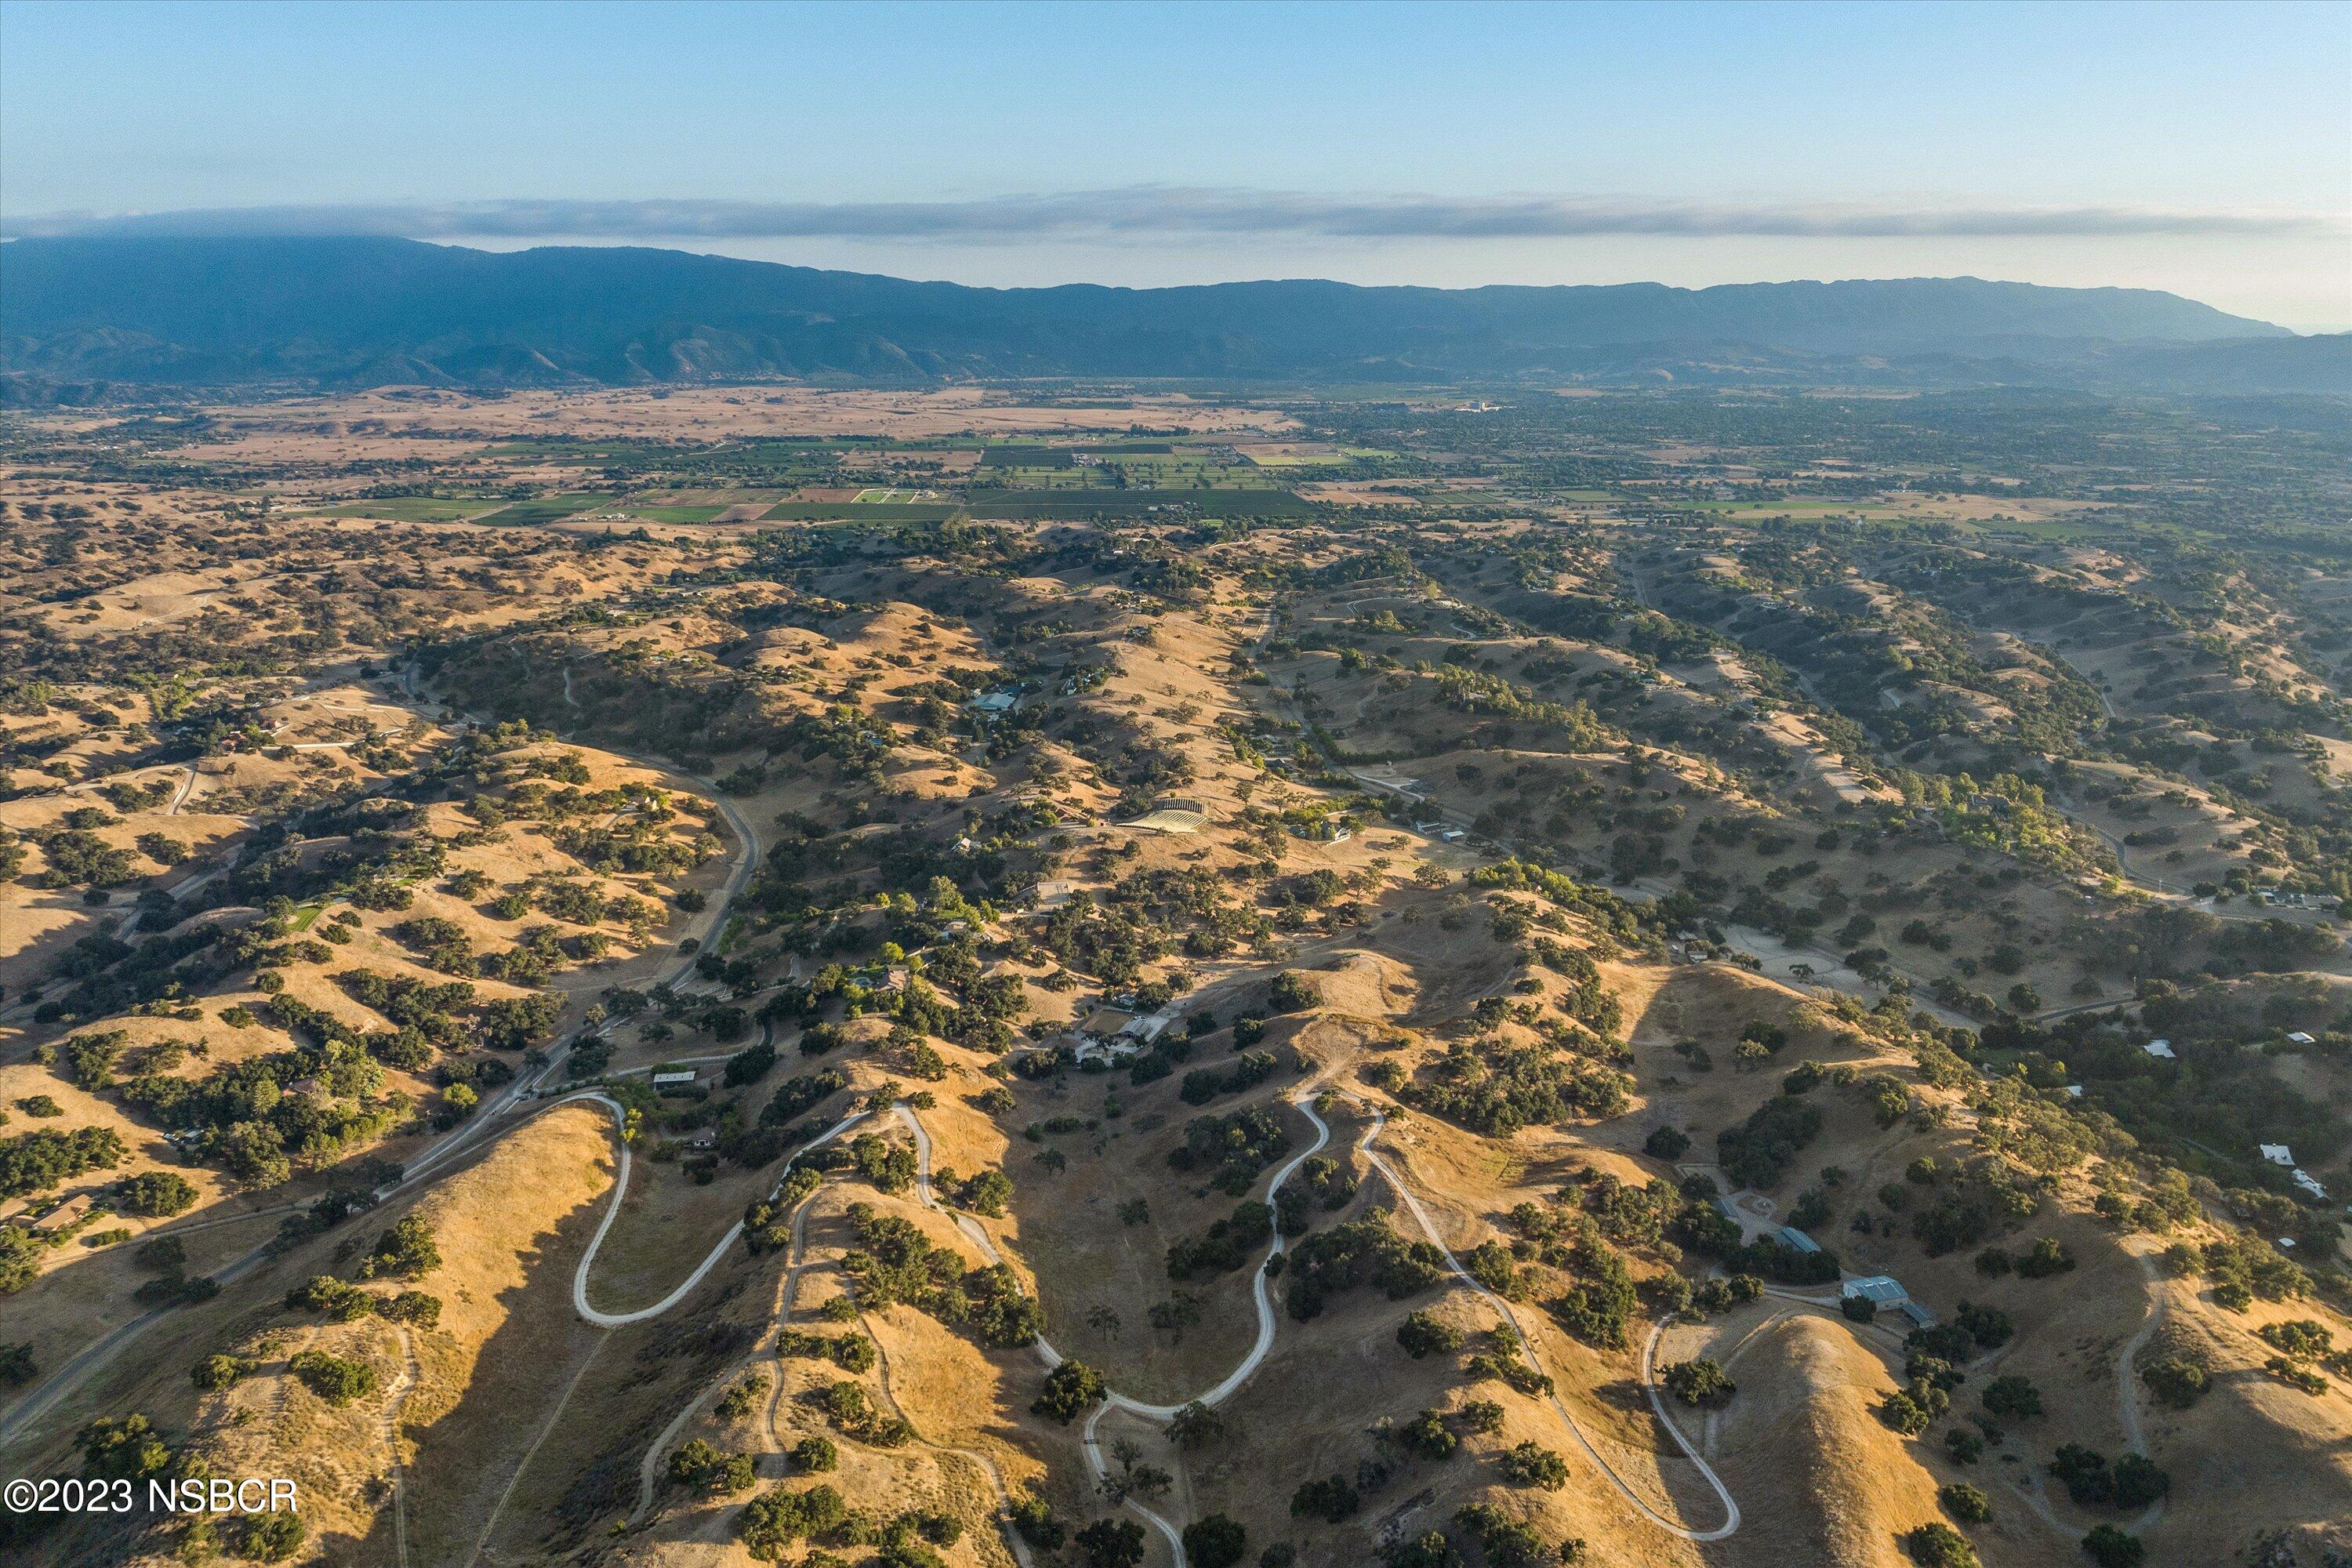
[[5, 187, 2338, 243]]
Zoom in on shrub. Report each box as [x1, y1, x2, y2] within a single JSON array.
[[2264, 1356, 2328, 1394], [789, 1436, 837, 1472], [192, 1352, 261, 1391], [2016, 1236, 2075, 1278], [1030, 1359, 1105, 1424], [1454, 1501, 1575, 1568], [738, 1484, 847, 1556], [1008, 1491, 1064, 1551], [1396, 1309, 1465, 1359], [114, 1171, 198, 1218], [1498, 1441, 1569, 1490], [1266, 971, 1321, 1013], [232, 1511, 307, 1563], [1394, 1408, 1458, 1460], [1182, 1514, 1249, 1568], [2139, 1356, 2208, 1408], [287, 1349, 379, 1406], [1939, 1482, 1993, 1523], [716, 1372, 771, 1422], [1903, 1522, 1980, 1568], [1664, 1358, 1736, 1407], [1289, 1474, 1359, 1522], [360, 1214, 441, 1280], [1076, 1517, 1147, 1568], [1980, 1375, 2042, 1421], [1879, 1388, 1936, 1436], [2081, 1525, 2145, 1568]]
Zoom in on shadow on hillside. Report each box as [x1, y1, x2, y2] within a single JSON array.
[[338, 1156, 613, 1568]]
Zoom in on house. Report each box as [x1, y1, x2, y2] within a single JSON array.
[[2292, 1170, 2328, 1200], [1842, 1276, 1910, 1307], [967, 689, 1020, 717], [2286, 1031, 2316, 1045], [2143, 1038, 2176, 1060], [1116, 1013, 1171, 1046], [652, 1069, 699, 1093], [2063, 1084, 2085, 1098], [1899, 1301, 1939, 1330], [1714, 1197, 1742, 1224], [1778, 1226, 1822, 1254], [1076, 1008, 1138, 1042], [2259, 1144, 2296, 1167]]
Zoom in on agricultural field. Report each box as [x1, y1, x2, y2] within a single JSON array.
[[0, 383, 2347, 1568]]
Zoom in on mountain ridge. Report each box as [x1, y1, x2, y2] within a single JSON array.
[[1, 234, 2335, 397]]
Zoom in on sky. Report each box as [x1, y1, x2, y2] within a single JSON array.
[[2, 0, 2347, 330]]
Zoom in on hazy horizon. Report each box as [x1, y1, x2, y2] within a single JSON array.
[[3, 0, 2347, 329]]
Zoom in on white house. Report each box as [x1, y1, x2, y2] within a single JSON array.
[[2285, 1031, 2316, 1045], [2143, 1038, 2176, 1060], [2292, 1170, 2328, 1200], [2259, 1144, 2295, 1167]]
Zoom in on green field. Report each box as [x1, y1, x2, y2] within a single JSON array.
[[760, 502, 963, 523], [619, 505, 731, 524], [475, 493, 611, 526], [320, 496, 499, 522], [967, 488, 1315, 520]]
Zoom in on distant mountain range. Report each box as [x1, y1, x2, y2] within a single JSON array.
[[2, 235, 2343, 400]]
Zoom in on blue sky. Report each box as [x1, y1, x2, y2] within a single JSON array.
[[3, 0, 2347, 327]]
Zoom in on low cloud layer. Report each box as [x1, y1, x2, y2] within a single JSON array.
[[6, 187, 2337, 242]]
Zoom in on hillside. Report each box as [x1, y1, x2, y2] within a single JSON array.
[[2, 385, 2349, 1568], [0, 237, 2313, 397]]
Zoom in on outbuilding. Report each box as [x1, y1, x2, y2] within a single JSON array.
[[1842, 1276, 1909, 1307]]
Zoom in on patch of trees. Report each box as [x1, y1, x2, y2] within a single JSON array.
[[1715, 1096, 1821, 1189], [1167, 1200, 1274, 1282], [1179, 1050, 1280, 1106], [1549, 1239, 1639, 1348], [837, 1202, 1043, 1348], [666, 1437, 756, 1496], [1168, 1105, 1294, 1194], [0, 1124, 127, 1198], [760, 1068, 851, 1128], [738, 1483, 848, 1556], [1284, 1210, 1447, 1319], [1403, 1040, 1628, 1136], [2048, 1444, 2169, 1511]]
